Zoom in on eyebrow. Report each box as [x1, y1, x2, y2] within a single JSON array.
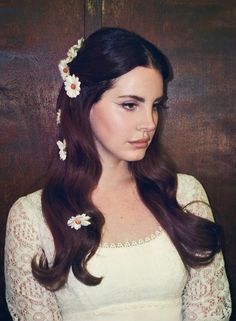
[[117, 95, 164, 103]]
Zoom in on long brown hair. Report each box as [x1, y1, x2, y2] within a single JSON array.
[[32, 27, 222, 290]]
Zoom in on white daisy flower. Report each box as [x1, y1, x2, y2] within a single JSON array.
[[56, 139, 67, 161], [66, 37, 84, 62], [67, 214, 91, 230], [58, 59, 70, 80], [56, 109, 61, 125], [64, 74, 81, 98], [67, 46, 78, 62], [75, 37, 84, 49]]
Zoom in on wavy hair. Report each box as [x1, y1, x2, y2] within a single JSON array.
[[32, 27, 223, 290]]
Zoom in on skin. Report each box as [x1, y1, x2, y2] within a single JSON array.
[[90, 66, 164, 243], [89, 66, 164, 167]]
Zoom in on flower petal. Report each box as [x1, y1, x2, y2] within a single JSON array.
[[67, 213, 91, 230], [81, 221, 91, 226], [64, 74, 81, 98], [56, 109, 61, 125], [58, 60, 70, 80]]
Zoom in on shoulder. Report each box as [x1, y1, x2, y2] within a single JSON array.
[[8, 190, 43, 226], [176, 173, 209, 203], [11, 189, 42, 208], [176, 173, 214, 220], [177, 173, 203, 188]]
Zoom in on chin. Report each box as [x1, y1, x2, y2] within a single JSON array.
[[126, 151, 147, 162]]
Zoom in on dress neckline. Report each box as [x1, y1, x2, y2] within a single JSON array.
[[100, 226, 163, 248]]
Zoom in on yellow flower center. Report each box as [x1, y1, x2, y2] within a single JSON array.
[[75, 218, 81, 225], [71, 83, 76, 90]]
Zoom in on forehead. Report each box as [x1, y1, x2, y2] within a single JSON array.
[[105, 66, 163, 99]]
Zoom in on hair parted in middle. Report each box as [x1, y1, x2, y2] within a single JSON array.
[[32, 27, 223, 290]]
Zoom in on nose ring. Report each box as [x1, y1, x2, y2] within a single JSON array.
[[142, 129, 148, 137]]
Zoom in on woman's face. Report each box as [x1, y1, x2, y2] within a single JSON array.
[[89, 66, 164, 165]]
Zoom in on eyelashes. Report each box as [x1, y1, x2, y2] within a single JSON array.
[[121, 103, 138, 111], [121, 102, 164, 111]]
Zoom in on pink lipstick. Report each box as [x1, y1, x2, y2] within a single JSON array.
[[129, 138, 150, 148]]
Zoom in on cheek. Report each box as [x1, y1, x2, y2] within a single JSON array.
[[90, 107, 128, 138]]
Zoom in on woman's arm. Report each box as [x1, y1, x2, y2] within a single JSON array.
[[177, 175, 232, 320], [5, 196, 63, 321]]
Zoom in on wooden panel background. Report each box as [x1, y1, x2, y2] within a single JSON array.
[[0, 0, 235, 320]]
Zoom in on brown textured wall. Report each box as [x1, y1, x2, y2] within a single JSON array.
[[1, 1, 235, 320]]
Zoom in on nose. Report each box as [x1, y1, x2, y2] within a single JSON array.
[[136, 107, 158, 132]]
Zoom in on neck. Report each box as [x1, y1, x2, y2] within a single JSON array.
[[97, 160, 134, 190]]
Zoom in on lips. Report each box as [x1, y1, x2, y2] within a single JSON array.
[[130, 138, 150, 143], [128, 138, 150, 148]]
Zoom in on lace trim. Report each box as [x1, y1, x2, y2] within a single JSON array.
[[101, 226, 163, 248]]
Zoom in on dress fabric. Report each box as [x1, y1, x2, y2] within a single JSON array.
[[5, 174, 232, 321]]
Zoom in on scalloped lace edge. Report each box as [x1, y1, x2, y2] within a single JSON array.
[[100, 226, 163, 248]]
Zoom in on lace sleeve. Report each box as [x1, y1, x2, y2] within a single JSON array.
[[177, 175, 232, 320], [4, 196, 62, 321]]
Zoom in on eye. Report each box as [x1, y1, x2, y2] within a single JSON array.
[[121, 102, 138, 111]]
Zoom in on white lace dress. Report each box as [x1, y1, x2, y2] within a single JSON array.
[[5, 174, 231, 321]]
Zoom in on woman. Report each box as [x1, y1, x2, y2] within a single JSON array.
[[5, 27, 231, 321]]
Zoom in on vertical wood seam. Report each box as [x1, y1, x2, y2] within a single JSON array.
[[84, 0, 102, 37]]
